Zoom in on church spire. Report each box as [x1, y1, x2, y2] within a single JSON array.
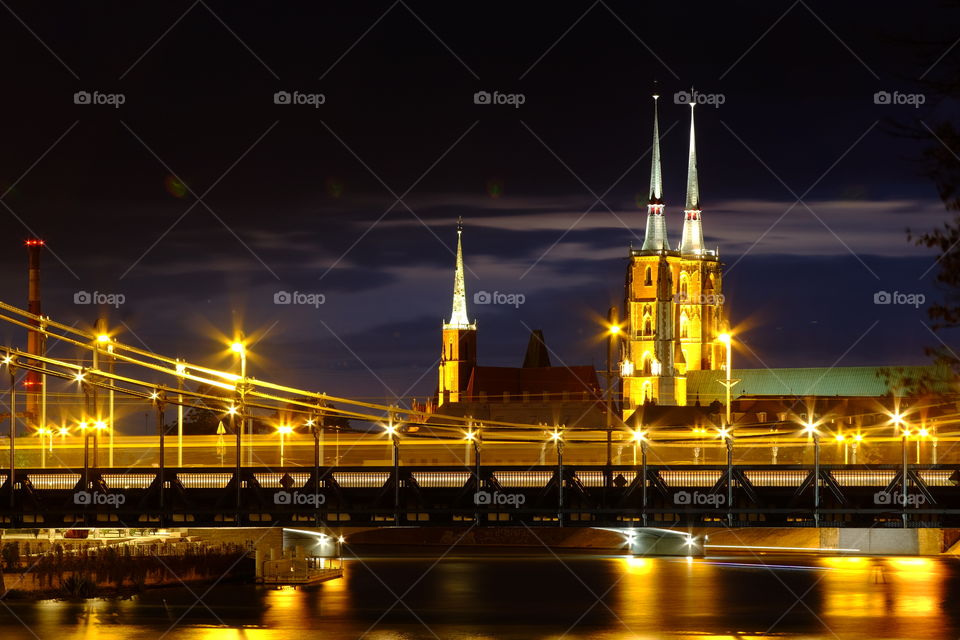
[[649, 93, 663, 205], [445, 217, 474, 329], [679, 101, 705, 255], [641, 91, 669, 252]]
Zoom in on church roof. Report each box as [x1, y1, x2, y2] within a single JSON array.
[[522, 329, 551, 368], [465, 365, 600, 398], [687, 366, 952, 402]]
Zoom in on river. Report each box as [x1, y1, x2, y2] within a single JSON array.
[[1, 554, 957, 639]]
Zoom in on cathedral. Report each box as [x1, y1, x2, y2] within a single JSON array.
[[433, 93, 727, 420], [620, 93, 727, 415], [429, 92, 948, 436]]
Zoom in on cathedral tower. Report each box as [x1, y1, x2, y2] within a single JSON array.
[[621, 93, 725, 416], [437, 219, 477, 405]]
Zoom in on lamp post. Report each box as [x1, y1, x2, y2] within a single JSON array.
[[79, 420, 89, 491], [5, 354, 16, 509], [176, 360, 186, 467], [92, 420, 107, 468], [466, 426, 481, 522], [152, 390, 167, 510], [605, 308, 621, 487], [549, 428, 564, 527], [227, 403, 241, 515], [803, 422, 820, 525], [308, 411, 322, 526], [719, 427, 733, 526], [892, 411, 909, 527], [384, 409, 401, 524], [95, 332, 114, 468], [631, 429, 647, 526], [40, 317, 47, 443], [834, 433, 847, 464], [916, 427, 929, 464], [277, 424, 293, 467], [231, 339, 249, 464], [36, 427, 46, 469], [716, 333, 740, 430]]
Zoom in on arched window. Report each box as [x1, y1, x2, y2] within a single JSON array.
[[644, 266, 652, 286], [642, 381, 652, 402], [643, 317, 652, 336], [679, 273, 689, 301], [641, 352, 653, 376], [679, 312, 689, 339]]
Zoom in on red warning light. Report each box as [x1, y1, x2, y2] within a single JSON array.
[[25, 239, 45, 247]]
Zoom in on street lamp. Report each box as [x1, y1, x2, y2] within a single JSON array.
[[231, 339, 251, 465], [631, 428, 649, 526], [802, 421, 820, 524], [307, 411, 323, 526], [833, 432, 848, 464], [226, 403, 241, 514], [78, 420, 91, 491], [384, 410, 401, 523], [96, 333, 114, 468], [277, 424, 293, 466], [175, 361, 186, 467], [630, 428, 645, 465], [716, 333, 740, 429], [548, 428, 564, 526], [916, 427, 929, 464], [890, 410, 909, 526], [465, 425, 482, 521], [5, 354, 16, 508], [717, 426, 734, 525], [605, 308, 622, 489], [92, 420, 107, 468], [36, 427, 49, 468]]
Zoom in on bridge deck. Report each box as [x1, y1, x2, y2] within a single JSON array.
[[1, 463, 957, 529]]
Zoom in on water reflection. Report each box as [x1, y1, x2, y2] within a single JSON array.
[[0, 555, 957, 639]]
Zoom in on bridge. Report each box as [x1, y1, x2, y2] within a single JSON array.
[[0, 300, 957, 531], [1, 462, 958, 529]]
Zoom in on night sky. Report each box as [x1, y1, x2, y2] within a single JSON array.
[[0, 1, 957, 405]]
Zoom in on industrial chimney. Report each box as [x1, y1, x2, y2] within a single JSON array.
[[25, 238, 44, 426]]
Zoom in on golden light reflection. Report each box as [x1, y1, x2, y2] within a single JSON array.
[[820, 556, 945, 626], [623, 556, 652, 573]]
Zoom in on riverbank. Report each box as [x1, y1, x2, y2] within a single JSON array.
[[0, 539, 254, 600]]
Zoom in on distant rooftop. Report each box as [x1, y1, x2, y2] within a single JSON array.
[[687, 366, 953, 402]]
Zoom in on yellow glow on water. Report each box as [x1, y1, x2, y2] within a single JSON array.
[[821, 556, 870, 569], [623, 556, 652, 573], [819, 556, 946, 624]]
